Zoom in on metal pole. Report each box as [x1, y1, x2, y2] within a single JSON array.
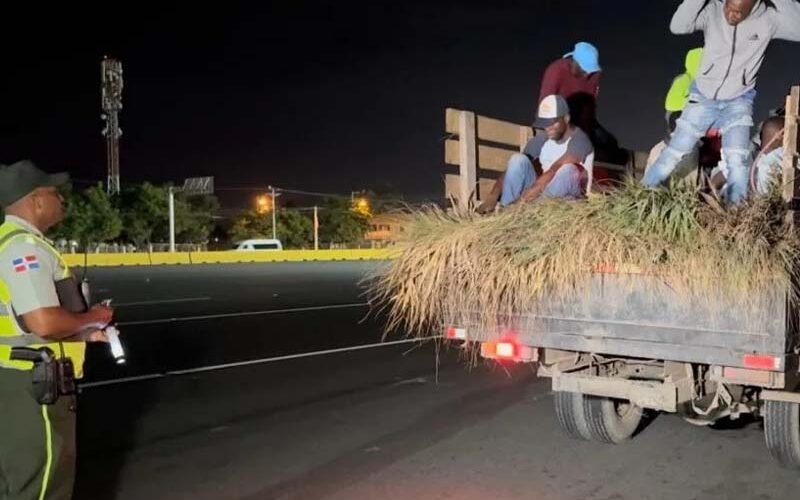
[[169, 187, 176, 253], [101, 57, 123, 196], [314, 206, 319, 251], [271, 185, 277, 241]]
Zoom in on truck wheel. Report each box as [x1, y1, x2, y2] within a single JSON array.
[[764, 400, 800, 469], [584, 396, 643, 444], [554, 391, 592, 440]]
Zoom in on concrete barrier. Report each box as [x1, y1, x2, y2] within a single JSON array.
[[63, 249, 396, 267]]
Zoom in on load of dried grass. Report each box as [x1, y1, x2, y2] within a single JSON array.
[[370, 182, 800, 338]]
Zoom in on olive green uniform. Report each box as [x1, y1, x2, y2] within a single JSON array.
[[0, 215, 86, 500]]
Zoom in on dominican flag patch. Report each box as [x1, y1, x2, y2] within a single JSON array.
[[12, 256, 40, 273]]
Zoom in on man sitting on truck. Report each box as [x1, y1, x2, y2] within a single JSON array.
[[709, 116, 785, 193], [753, 116, 785, 193], [478, 95, 594, 210]]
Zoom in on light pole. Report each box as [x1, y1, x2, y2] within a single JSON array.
[[168, 187, 176, 253], [269, 185, 277, 240], [313, 205, 319, 250]]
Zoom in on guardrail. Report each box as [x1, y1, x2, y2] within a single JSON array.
[[63, 249, 396, 267]]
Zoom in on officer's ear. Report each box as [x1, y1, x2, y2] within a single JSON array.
[[29, 190, 45, 213]]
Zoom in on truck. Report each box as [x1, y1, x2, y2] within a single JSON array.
[[442, 86, 800, 468]]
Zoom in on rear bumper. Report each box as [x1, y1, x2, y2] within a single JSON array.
[[551, 372, 678, 412]]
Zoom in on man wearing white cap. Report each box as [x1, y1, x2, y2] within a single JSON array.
[[476, 95, 594, 211]]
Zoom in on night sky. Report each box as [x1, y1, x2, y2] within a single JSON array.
[[3, 1, 799, 204]]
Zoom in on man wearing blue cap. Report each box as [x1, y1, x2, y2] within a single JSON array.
[[539, 42, 624, 164], [539, 42, 602, 136]]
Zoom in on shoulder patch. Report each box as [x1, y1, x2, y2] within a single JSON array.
[[12, 255, 40, 273]]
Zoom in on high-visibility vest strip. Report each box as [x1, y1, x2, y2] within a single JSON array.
[[0, 221, 86, 375]]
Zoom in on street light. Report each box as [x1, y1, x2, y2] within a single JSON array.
[[352, 196, 371, 217], [256, 194, 272, 214], [354, 197, 370, 216]]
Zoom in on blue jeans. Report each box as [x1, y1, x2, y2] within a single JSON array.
[[500, 153, 583, 206], [643, 87, 755, 203]]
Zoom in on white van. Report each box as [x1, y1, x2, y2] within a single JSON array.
[[234, 239, 284, 251]]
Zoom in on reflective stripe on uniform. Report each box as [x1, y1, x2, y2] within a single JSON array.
[[38, 405, 54, 500], [0, 229, 29, 248]]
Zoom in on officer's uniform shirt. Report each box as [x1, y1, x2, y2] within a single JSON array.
[[0, 215, 67, 317]]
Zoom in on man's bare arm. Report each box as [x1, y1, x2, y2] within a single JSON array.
[[520, 154, 581, 203], [22, 305, 113, 341]]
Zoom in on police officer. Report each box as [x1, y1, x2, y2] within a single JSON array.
[[0, 160, 113, 500]]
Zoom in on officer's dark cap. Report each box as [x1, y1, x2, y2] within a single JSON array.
[[0, 160, 69, 207]]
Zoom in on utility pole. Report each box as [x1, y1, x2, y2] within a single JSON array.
[[314, 206, 319, 250], [101, 57, 123, 195], [168, 187, 176, 253], [269, 185, 279, 240]]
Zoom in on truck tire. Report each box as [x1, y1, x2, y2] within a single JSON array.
[[584, 396, 643, 444], [764, 400, 800, 469], [554, 391, 592, 440]]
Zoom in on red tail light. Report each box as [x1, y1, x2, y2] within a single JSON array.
[[480, 341, 536, 362], [742, 354, 781, 371], [445, 327, 467, 340], [495, 342, 516, 358]]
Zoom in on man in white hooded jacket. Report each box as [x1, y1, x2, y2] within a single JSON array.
[[643, 0, 800, 203]]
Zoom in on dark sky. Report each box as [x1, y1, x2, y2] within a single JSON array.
[[3, 1, 799, 203]]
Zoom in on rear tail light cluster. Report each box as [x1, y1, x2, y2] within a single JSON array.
[[445, 327, 467, 340], [444, 326, 536, 362], [481, 340, 536, 362], [742, 354, 781, 371]]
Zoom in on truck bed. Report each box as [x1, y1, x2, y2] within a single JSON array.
[[464, 273, 795, 370]]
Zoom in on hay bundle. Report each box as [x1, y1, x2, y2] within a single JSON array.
[[370, 182, 800, 338]]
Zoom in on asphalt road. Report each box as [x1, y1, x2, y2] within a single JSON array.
[[72, 262, 800, 500]]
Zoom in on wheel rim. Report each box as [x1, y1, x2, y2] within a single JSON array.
[[615, 400, 634, 419]]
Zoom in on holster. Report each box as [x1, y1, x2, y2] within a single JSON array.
[[9, 347, 76, 405]]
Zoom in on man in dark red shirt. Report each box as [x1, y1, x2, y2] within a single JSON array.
[[539, 42, 601, 133], [538, 42, 625, 164]]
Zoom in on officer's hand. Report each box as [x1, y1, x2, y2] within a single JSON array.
[[84, 330, 109, 343], [89, 304, 114, 327]]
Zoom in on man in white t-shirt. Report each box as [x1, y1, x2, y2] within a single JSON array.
[[477, 95, 595, 212], [496, 94, 594, 207]]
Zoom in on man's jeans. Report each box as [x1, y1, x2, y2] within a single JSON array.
[[500, 153, 583, 206], [643, 87, 755, 203]]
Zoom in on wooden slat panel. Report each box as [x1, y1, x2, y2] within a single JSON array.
[[477, 178, 496, 202], [446, 107, 532, 147], [445, 108, 461, 136], [477, 115, 528, 146], [445, 139, 517, 172], [458, 111, 478, 210], [445, 174, 499, 203], [445, 173, 465, 201], [782, 86, 799, 205]]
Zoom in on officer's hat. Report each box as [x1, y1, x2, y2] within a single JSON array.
[[0, 160, 69, 207]]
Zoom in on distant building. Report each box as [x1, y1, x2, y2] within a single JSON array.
[[365, 213, 409, 246]]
